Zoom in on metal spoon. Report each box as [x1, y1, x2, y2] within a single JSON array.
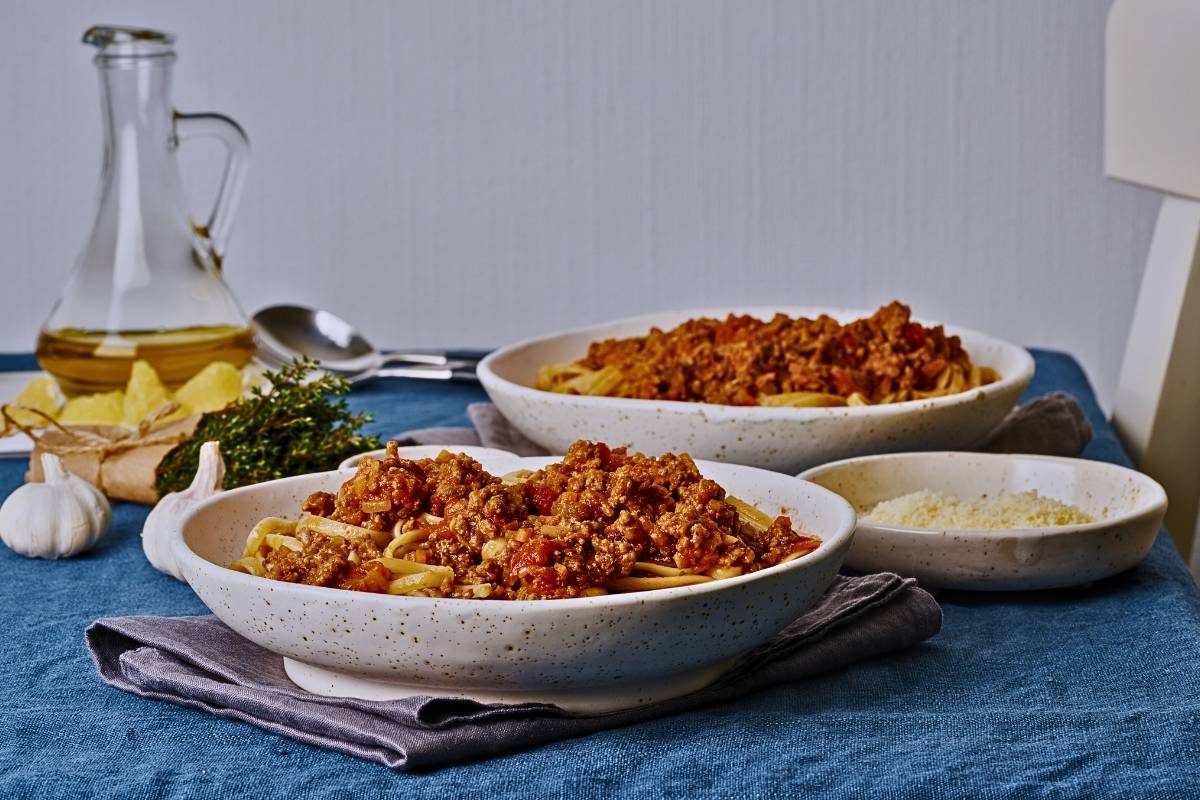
[[251, 304, 479, 383]]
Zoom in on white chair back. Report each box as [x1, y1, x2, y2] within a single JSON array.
[[1106, 0, 1200, 565]]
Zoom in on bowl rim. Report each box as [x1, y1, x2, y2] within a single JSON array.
[[477, 305, 1036, 422], [174, 456, 858, 610], [798, 450, 1168, 538]]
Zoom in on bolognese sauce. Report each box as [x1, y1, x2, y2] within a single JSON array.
[[233, 440, 821, 600], [537, 301, 997, 406]]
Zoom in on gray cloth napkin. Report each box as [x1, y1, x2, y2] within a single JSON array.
[[396, 392, 1093, 458], [87, 573, 940, 771]]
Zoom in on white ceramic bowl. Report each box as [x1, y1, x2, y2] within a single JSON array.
[[174, 452, 856, 713], [477, 307, 1035, 473], [799, 452, 1167, 591]]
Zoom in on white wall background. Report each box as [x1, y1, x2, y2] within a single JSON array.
[[1, 0, 1158, 407]]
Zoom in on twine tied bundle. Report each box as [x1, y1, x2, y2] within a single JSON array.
[[4, 404, 200, 504]]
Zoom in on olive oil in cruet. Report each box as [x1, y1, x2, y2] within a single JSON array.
[[36, 26, 254, 394], [36, 326, 255, 395]]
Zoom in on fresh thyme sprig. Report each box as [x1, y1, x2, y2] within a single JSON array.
[[155, 358, 381, 496]]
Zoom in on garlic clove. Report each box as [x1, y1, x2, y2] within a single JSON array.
[[142, 441, 226, 580], [54, 491, 96, 557], [56, 462, 111, 541], [6, 485, 58, 557]]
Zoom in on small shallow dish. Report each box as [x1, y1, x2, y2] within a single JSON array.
[[799, 452, 1167, 591], [175, 451, 856, 713], [477, 307, 1035, 473]]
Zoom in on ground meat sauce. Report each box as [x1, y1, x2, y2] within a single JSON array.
[[254, 440, 821, 600], [574, 301, 982, 405]]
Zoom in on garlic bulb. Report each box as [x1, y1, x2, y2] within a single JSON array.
[[142, 441, 225, 580], [0, 453, 111, 558]]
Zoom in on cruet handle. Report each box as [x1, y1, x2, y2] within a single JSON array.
[[173, 111, 250, 265]]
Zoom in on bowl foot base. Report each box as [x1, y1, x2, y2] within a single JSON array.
[[283, 657, 733, 714]]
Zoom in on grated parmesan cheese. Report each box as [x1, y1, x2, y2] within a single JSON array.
[[862, 489, 1093, 530]]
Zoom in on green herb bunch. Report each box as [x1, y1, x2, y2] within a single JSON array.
[[155, 358, 382, 496]]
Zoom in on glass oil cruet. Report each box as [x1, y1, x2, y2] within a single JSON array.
[[36, 26, 254, 394]]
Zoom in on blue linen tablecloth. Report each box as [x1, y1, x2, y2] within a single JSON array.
[[2, 350, 1199, 799]]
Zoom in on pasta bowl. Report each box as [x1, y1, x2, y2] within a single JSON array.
[[477, 307, 1034, 473], [174, 450, 856, 713], [800, 452, 1167, 590]]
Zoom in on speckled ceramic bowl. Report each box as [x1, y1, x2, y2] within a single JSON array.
[[477, 307, 1035, 473], [799, 452, 1167, 591], [174, 452, 856, 712]]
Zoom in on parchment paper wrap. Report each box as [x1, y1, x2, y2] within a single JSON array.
[[24, 414, 199, 504]]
